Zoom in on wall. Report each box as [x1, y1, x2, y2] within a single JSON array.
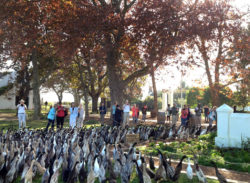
[[0, 87, 16, 109], [215, 104, 250, 148]]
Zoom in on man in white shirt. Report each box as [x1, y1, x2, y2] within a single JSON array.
[[17, 99, 27, 129], [123, 100, 130, 128]]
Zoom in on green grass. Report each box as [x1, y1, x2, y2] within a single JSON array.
[[140, 133, 250, 173]]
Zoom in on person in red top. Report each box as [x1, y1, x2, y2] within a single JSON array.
[[132, 104, 139, 124], [56, 102, 66, 129], [181, 105, 188, 127]]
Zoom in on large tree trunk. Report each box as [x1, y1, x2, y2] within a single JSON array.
[[84, 87, 89, 119], [31, 49, 41, 120], [16, 65, 31, 107], [106, 48, 125, 106], [72, 89, 80, 105], [92, 95, 99, 113], [151, 66, 158, 118]]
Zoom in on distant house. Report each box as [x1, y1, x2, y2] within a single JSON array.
[[0, 72, 34, 109]]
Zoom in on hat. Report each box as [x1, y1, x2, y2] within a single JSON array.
[[20, 99, 25, 103]]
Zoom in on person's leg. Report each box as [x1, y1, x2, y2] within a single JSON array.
[[56, 116, 60, 129], [123, 113, 126, 128], [123, 112, 127, 128], [126, 112, 129, 126], [51, 120, 54, 130], [23, 114, 26, 128], [45, 119, 51, 131], [209, 118, 213, 127], [61, 117, 64, 129], [18, 114, 22, 129], [199, 116, 201, 127], [172, 115, 176, 125], [181, 118, 184, 126], [21, 114, 26, 128]]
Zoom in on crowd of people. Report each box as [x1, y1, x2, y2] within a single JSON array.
[[16, 99, 85, 130], [16, 98, 217, 130], [166, 103, 217, 128]]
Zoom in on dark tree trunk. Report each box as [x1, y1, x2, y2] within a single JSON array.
[[84, 87, 89, 119], [92, 95, 99, 113], [31, 49, 41, 120], [75, 59, 89, 118], [72, 89, 80, 106], [106, 49, 125, 106], [16, 65, 31, 107], [151, 66, 158, 117]]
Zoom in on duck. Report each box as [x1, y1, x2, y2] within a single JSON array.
[[149, 154, 155, 170], [24, 159, 36, 183], [78, 161, 87, 183], [211, 161, 227, 183], [154, 154, 167, 181], [133, 160, 144, 183], [141, 157, 152, 183], [186, 157, 193, 180], [194, 159, 207, 183], [171, 155, 187, 181], [41, 169, 50, 183]]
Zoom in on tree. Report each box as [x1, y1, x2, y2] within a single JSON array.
[[202, 87, 234, 107], [228, 24, 250, 110], [47, 0, 201, 107], [43, 70, 68, 103], [0, 0, 59, 119], [186, 0, 244, 106], [186, 87, 203, 108]]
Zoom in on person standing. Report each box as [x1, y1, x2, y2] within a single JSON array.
[[181, 105, 188, 127], [195, 103, 203, 127], [17, 99, 27, 129], [77, 104, 85, 128], [141, 105, 147, 122], [204, 105, 209, 123], [45, 104, 56, 131], [111, 102, 117, 125], [70, 102, 78, 128], [171, 104, 178, 127], [123, 100, 130, 128], [115, 105, 123, 126], [208, 106, 217, 127], [166, 104, 171, 122], [132, 104, 139, 124], [99, 102, 106, 125], [56, 102, 65, 129]]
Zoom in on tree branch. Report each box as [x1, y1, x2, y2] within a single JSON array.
[[123, 66, 150, 86]]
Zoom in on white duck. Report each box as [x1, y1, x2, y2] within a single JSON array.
[[186, 158, 193, 180]]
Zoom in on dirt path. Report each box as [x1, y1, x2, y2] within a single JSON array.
[[0, 113, 17, 121]]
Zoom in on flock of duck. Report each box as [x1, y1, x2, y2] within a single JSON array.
[[0, 124, 227, 183]]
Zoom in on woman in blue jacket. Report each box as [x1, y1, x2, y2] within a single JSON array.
[[45, 104, 57, 131]]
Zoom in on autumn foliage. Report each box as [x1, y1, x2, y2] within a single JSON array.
[[0, 0, 248, 113]]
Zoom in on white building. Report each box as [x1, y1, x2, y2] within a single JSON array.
[[0, 72, 34, 109]]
